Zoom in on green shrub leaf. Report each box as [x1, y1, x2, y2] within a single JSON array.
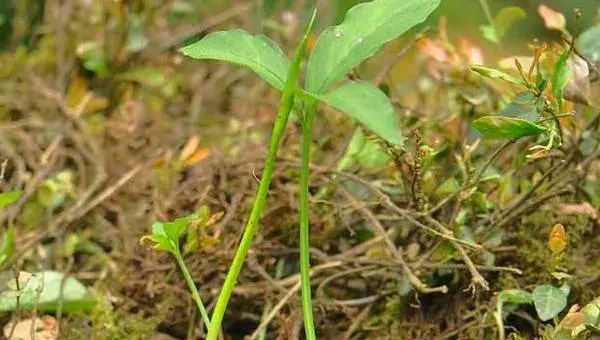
[[180, 30, 290, 91], [470, 65, 525, 86], [500, 91, 540, 122], [306, 0, 440, 93], [552, 50, 571, 110], [473, 116, 546, 140], [581, 297, 600, 324], [533, 284, 569, 321], [0, 190, 22, 209], [305, 81, 403, 145], [499, 289, 533, 305], [76, 42, 109, 77]]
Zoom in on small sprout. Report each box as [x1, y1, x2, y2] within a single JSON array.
[[141, 217, 188, 254], [141, 217, 211, 329]]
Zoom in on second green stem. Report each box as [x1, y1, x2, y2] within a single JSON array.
[[299, 102, 317, 340]]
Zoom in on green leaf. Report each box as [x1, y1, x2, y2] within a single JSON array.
[[470, 191, 494, 212], [473, 116, 545, 140], [571, 296, 600, 336], [337, 127, 367, 172], [576, 26, 600, 64], [470, 65, 525, 86], [356, 139, 390, 171], [0, 271, 95, 312], [144, 222, 174, 252], [37, 180, 61, 208], [0, 190, 21, 209], [141, 233, 172, 252], [151, 221, 166, 236], [36, 171, 74, 209], [500, 91, 540, 122], [499, 289, 533, 305], [163, 217, 188, 243], [552, 50, 571, 111], [435, 177, 460, 196], [143, 217, 189, 253], [494, 7, 527, 34], [480, 6, 526, 44], [559, 283, 570, 297], [580, 297, 600, 324], [76, 42, 109, 77], [180, 30, 290, 91], [480, 167, 502, 182], [305, 81, 403, 145], [533, 285, 569, 321], [306, 0, 440, 93], [0, 227, 14, 267], [495, 289, 533, 340], [117, 67, 167, 87], [480, 26, 500, 44]]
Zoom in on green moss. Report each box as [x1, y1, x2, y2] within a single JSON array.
[[60, 295, 168, 340]]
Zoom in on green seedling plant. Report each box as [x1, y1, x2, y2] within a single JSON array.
[[145, 0, 441, 338], [469, 48, 571, 155], [141, 217, 211, 329], [469, 3, 600, 149]]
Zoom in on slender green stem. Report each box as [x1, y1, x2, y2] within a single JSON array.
[[299, 102, 318, 340], [206, 12, 316, 340], [207, 88, 295, 340], [173, 251, 211, 329]]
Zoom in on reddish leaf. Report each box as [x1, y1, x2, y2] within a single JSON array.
[[538, 5, 566, 32]]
